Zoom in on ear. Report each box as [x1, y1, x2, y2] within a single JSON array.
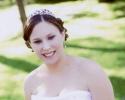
[[25, 41, 32, 49], [61, 30, 65, 41]]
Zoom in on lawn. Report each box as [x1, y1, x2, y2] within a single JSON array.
[[0, 0, 125, 100]]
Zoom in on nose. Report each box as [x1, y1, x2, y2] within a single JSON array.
[[41, 41, 51, 51]]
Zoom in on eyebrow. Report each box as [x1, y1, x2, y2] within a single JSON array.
[[31, 33, 54, 40], [47, 33, 54, 37], [32, 38, 41, 41]]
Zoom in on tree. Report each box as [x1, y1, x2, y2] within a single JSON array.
[[16, 0, 27, 28]]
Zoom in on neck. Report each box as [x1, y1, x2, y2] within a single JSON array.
[[45, 54, 70, 74]]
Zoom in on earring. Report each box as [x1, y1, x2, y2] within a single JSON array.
[[64, 42, 67, 48], [32, 49, 34, 52], [65, 44, 67, 48]]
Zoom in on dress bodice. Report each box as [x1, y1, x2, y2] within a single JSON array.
[[31, 90, 92, 100]]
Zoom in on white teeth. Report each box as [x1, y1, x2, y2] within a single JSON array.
[[43, 51, 55, 57]]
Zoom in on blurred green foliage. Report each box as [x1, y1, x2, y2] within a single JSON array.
[[0, 0, 15, 8], [109, 1, 125, 18], [26, 0, 79, 4], [0, 0, 125, 8], [98, 0, 115, 3], [0, 0, 125, 100]]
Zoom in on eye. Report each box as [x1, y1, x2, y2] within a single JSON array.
[[33, 40, 42, 44], [48, 35, 55, 40]]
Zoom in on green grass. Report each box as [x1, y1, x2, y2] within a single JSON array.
[[0, 0, 125, 100]]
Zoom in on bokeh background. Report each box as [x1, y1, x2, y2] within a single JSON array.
[[0, 0, 125, 100]]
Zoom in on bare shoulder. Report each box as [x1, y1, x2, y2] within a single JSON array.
[[72, 56, 106, 79], [73, 57, 101, 73], [77, 57, 110, 85], [74, 56, 106, 76], [77, 57, 115, 100]]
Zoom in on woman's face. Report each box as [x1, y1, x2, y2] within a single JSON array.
[[29, 21, 65, 65]]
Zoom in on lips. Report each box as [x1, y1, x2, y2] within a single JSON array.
[[42, 51, 56, 58]]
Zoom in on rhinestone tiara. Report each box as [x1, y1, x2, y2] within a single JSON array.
[[28, 9, 55, 19]]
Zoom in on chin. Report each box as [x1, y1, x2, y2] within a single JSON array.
[[44, 56, 62, 66]]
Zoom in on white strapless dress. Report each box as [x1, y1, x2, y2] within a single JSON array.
[[31, 90, 92, 100]]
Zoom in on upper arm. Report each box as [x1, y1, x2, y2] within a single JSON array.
[[23, 66, 43, 100], [24, 75, 33, 100], [86, 62, 115, 100]]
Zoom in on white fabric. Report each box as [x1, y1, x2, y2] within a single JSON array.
[[31, 90, 92, 100]]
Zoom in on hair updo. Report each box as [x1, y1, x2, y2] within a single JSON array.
[[23, 9, 68, 49]]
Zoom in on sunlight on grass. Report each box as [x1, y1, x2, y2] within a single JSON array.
[[0, 0, 125, 100], [105, 68, 125, 79], [0, 63, 26, 100]]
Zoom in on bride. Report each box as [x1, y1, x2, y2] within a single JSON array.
[[23, 9, 115, 100]]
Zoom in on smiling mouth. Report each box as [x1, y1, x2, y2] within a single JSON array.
[[42, 51, 56, 58]]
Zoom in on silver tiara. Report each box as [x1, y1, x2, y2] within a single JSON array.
[[28, 9, 55, 19]]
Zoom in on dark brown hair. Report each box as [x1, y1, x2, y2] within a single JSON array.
[[23, 14, 68, 48]]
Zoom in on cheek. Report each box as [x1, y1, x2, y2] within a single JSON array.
[[52, 41, 60, 48], [31, 44, 41, 53], [51, 38, 64, 49]]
